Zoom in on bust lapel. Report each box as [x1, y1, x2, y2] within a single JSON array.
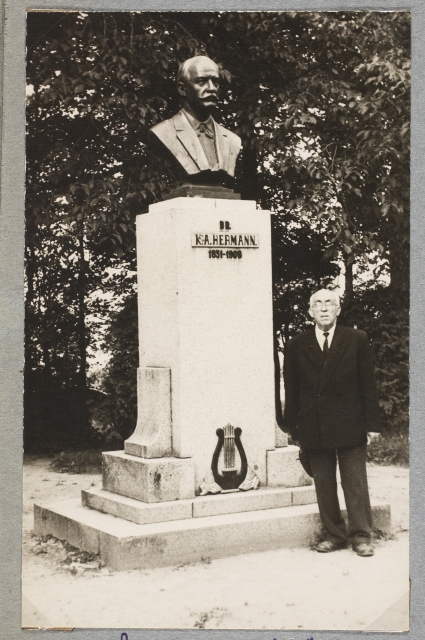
[[214, 121, 230, 173], [173, 111, 210, 172]]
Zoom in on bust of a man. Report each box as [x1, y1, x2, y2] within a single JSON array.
[[149, 56, 241, 189]]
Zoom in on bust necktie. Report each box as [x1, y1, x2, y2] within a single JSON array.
[[323, 331, 329, 358], [197, 122, 218, 169]]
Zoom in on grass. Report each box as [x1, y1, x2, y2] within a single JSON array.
[[367, 431, 409, 467], [30, 534, 108, 576], [50, 449, 103, 474]]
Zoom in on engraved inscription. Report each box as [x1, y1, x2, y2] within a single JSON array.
[[192, 233, 259, 248]]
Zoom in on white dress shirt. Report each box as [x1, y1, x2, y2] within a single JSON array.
[[315, 323, 336, 351]]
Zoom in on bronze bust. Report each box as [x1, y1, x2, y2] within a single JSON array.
[[149, 56, 241, 191]]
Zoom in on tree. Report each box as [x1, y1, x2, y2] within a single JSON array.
[[25, 11, 410, 449], [88, 294, 138, 445]]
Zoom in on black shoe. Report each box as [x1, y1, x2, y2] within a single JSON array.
[[315, 539, 347, 553], [353, 542, 374, 557]]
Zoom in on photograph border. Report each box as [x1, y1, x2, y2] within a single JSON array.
[[1, 0, 424, 638]]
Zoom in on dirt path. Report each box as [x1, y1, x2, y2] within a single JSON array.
[[22, 457, 409, 631]]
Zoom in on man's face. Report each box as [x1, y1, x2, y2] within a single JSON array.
[[309, 290, 341, 331], [178, 58, 220, 118]]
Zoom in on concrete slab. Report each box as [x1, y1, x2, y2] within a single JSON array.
[[34, 499, 391, 571], [102, 451, 195, 503]]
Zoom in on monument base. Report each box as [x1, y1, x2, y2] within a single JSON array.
[[102, 451, 195, 503], [163, 183, 241, 200], [82, 484, 317, 525], [34, 498, 391, 571]]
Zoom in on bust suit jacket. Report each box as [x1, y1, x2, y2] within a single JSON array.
[[283, 325, 382, 449], [149, 110, 241, 177]]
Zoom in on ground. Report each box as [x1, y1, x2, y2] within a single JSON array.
[[22, 456, 409, 631]]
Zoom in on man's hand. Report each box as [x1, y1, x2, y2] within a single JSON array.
[[367, 432, 381, 445]]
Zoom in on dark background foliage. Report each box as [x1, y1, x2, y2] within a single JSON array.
[[25, 11, 410, 458]]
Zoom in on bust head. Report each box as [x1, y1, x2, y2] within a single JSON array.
[[177, 56, 220, 121]]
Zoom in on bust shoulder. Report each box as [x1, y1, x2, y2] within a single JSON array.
[[150, 113, 179, 136], [215, 122, 242, 147]]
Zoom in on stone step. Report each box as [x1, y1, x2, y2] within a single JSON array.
[[81, 484, 318, 526], [34, 499, 391, 572]]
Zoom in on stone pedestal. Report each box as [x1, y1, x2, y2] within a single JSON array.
[[128, 197, 277, 491]]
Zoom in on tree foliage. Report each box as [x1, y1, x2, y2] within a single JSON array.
[[25, 11, 410, 450], [88, 294, 139, 445]]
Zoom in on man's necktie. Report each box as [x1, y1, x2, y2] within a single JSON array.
[[323, 331, 329, 358]]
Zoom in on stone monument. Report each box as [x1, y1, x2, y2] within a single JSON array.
[[34, 56, 390, 570]]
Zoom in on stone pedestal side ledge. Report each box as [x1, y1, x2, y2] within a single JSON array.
[[125, 367, 172, 458], [267, 445, 313, 488]]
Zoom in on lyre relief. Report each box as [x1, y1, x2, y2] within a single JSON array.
[[211, 423, 248, 490]]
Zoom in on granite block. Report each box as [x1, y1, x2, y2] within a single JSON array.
[[102, 451, 195, 503]]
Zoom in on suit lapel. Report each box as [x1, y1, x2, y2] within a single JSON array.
[[319, 326, 347, 390], [301, 330, 324, 373], [173, 111, 210, 172]]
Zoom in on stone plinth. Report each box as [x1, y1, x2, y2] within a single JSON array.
[[82, 488, 193, 525], [82, 484, 317, 526], [267, 445, 313, 488], [34, 500, 391, 572], [163, 184, 241, 200], [134, 197, 276, 490], [102, 451, 195, 503]]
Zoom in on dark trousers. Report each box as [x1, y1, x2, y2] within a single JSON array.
[[307, 444, 372, 546]]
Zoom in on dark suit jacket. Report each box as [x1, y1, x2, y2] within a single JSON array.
[[283, 325, 381, 449], [150, 110, 241, 177]]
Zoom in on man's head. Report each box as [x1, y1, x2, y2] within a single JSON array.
[[309, 289, 341, 331], [177, 56, 220, 121]]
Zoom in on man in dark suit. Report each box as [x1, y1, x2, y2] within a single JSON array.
[[149, 56, 241, 186], [284, 289, 382, 556]]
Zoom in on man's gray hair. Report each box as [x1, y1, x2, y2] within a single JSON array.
[[177, 55, 219, 84], [309, 288, 341, 308]]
